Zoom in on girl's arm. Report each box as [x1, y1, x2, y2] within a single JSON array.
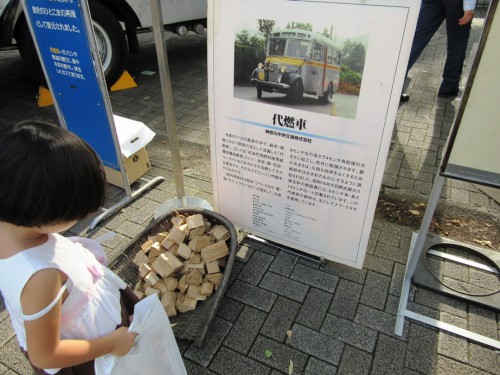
[[21, 268, 137, 369]]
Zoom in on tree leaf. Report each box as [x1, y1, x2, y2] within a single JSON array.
[[473, 239, 495, 249], [409, 209, 420, 216], [449, 219, 463, 226], [289, 359, 294, 375], [264, 350, 273, 358], [287, 330, 293, 339]]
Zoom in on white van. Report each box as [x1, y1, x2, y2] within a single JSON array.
[[0, 0, 206, 86]]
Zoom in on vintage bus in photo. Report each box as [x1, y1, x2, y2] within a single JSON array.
[[251, 28, 342, 103]]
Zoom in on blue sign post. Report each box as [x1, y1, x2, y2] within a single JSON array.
[[21, 0, 163, 228], [22, 0, 122, 173]]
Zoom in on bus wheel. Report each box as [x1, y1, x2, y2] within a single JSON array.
[[320, 89, 333, 104], [257, 86, 263, 99], [289, 80, 303, 103]]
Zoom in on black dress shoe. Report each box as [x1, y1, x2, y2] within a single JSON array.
[[400, 93, 410, 102], [437, 90, 458, 98]]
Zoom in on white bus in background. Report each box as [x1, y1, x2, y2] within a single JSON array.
[[251, 28, 342, 104], [0, 0, 207, 86]]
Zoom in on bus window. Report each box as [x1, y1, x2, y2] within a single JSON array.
[[286, 39, 310, 59], [269, 38, 287, 56], [327, 47, 333, 64], [312, 42, 323, 61]]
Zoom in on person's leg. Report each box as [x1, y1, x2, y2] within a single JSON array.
[[439, 0, 472, 95], [401, 0, 445, 101], [406, 0, 446, 72]]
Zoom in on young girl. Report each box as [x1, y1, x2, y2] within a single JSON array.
[[0, 120, 138, 374]]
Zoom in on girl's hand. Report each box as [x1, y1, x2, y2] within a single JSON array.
[[109, 327, 138, 356]]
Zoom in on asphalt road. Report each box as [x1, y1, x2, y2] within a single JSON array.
[[234, 84, 359, 119]]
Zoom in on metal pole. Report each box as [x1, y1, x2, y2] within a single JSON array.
[[394, 174, 445, 335], [149, 0, 186, 200], [80, 0, 132, 196]]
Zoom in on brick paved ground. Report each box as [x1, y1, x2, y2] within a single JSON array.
[[0, 5, 499, 375]]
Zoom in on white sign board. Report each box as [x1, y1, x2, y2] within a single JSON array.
[[208, 0, 420, 268], [441, 1, 500, 187]]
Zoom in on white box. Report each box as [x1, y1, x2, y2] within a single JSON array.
[[104, 115, 156, 188]]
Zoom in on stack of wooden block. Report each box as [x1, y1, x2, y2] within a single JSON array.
[[131, 213, 230, 317]]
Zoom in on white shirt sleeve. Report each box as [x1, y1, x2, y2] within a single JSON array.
[[464, 0, 476, 11]]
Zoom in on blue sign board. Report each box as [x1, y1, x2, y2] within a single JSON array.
[[22, 0, 120, 170]]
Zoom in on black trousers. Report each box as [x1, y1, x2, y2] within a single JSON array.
[[407, 0, 472, 93]]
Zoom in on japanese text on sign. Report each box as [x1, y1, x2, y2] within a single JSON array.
[[221, 132, 366, 212]]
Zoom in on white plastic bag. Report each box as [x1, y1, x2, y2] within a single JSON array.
[[95, 294, 187, 375]]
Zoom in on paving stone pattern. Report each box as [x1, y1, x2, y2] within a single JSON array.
[[1, 6, 499, 375]]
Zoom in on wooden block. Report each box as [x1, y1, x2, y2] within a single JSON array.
[[148, 235, 157, 243], [189, 235, 214, 252], [176, 293, 197, 313], [134, 279, 144, 291], [151, 253, 184, 278], [186, 214, 205, 229], [201, 281, 214, 297], [140, 239, 154, 254], [165, 304, 177, 318], [166, 226, 188, 245], [206, 261, 220, 274], [189, 226, 206, 240], [168, 244, 179, 256], [161, 291, 177, 308], [185, 269, 203, 285], [206, 272, 223, 289], [132, 250, 149, 267], [180, 261, 190, 275], [189, 252, 201, 264], [144, 271, 160, 286], [139, 263, 153, 279], [204, 221, 212, 232], [177, 243, 192, 260], [161, 291, 178, 317], [148, 242, 166, 262], [160, 238, 175, 250], [178, 275, 189, 293], [144, 286, 161, 298], [201, 241, 229, 263], [154, 281, 168, 296], [164, 277, 178, 292], [155, 232, 168, 243], [209, 225, 230, 242], [186, 284, 202, 299], [188, 262, 206, 274], [171, 216, 185, 228]]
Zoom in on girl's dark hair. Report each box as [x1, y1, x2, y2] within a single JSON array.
[[0, 120, 106, 227]]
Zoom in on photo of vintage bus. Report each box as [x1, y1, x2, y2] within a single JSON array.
[[250, 28, 342, 104]]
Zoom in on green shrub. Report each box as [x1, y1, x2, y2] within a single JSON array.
[[339, 65, 362, 94], [340, 64, 362, 86], [234, 45, 265, 84]]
